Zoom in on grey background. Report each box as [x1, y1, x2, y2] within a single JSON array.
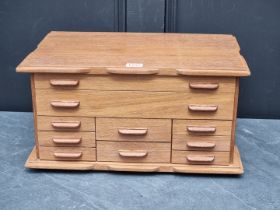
[[1, 112, 280, 209], [0, 0, 279, 118]]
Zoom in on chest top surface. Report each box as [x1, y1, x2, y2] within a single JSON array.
[[16, 31, 250, 77]]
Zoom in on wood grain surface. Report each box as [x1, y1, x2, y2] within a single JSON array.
[[35, 89, 234, 120], [16, 32, 250, 77], [96, 118, 171, 142], [173, 120, 232, 137], [172, 135, 231, 151], [38, 131, 95, 147], [97, 141, 171, 163], [172, 150, 230, 165], [37, 116, 95, 131], [34, 74, 236, 93], [39, 147, 96, 161]]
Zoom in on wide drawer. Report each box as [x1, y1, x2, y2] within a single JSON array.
[[172, 136, 231, 151], [35, 89, 234, 120], [96, 118, 171, 142], [39, 147, 96, 161], [172, 150, 230, 165], [38, 131, 95, 147], [37, 116, 95, 131], [97, 141, 170, 163], [34, 74, 236, 93], [173, 120, 232, 137]]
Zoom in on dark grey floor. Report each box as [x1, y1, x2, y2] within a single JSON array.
[[0, 112, 279, 210]]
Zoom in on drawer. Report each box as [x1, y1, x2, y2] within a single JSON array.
[[172, 136, 231, 151], [38, 131, 95, 147], [96, 118, 171, 142], [39, 147, 96, 161], [35, 89, 234, 120], [37, 116, 95, 131], [34, 74, 236, 93], [97, 141, 170, 163], [173, 120, 232, 137], [172, 150, 230, 165]]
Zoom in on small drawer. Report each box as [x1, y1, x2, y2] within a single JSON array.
[[172, 136, 231, 151], [97, 141, 170, 163], [34, 74, 235, 93], [172, 150, 230, 165], [173, 120, 232, 137], [38, 131, 95, 147], [96, 118, 171, 142], [37, 116, 95, 131], [39, 147, 96, 161]]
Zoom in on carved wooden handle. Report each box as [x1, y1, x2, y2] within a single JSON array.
[[189, 82, 219, 90], [107, 67, 159, 75], [118, 128, 148, 135], [187, 126, 216, 133], [50, 100, 80, 108], [118, 150, 148, 158], [186, 142, 216, 149], [52, 138, 82, 144], [51, 121, 81, 129], [50, 79, 79, 87], [188, 104, 218, 112], [54, 152, 82, 159], [186, 155, 215, 163]]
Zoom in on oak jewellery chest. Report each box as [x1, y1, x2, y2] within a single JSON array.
[[17, 32, 250, 174]]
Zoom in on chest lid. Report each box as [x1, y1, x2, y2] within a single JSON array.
[[16, 31, 250, 77]]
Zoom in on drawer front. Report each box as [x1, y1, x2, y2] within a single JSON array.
[[39, 147, 96, 161], [34, 74, 236, 93], [35, 89, 234, 120], [173, 120, 232, 137], [37, 116, 95, 131], [96, 118, 171, 142], [172, 136, 231, 151], [97, 141, 170, 163], [172, 150, 230, 165], [38, 131, 95, 147]]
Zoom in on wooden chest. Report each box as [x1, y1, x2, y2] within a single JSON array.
[[17, 32, 250, 174]]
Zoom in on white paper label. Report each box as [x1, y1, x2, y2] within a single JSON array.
[[125, 63, 143, 68]]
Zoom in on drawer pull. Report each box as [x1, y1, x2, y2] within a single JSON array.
[[189, 82, 219, 90], [187, 126, 216, 133], [51, 121, 81, 129], [186, 155, 215, 163], [52, 138, 82, 144], [51, 100, 80, 108], [186, 142, 216, 149], [118, 128, 148, 135], [118, 150, 148, 158], [188, 104, 218, 112], [107, 67, 159, 75], [53, 152, 82, 159], [50, 79, 79, 87]]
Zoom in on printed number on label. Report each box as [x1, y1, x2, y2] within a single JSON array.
[[125, 63, 143, 68]]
